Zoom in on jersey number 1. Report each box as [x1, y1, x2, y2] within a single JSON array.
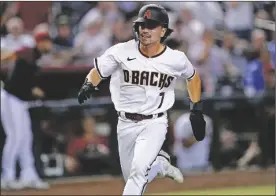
[[158, 92, 165, 109]]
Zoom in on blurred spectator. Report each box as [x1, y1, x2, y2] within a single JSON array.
[[254, 2, 275, 24], [267, 32, 275, 69], [53, 2, 96, 30], [181, 2, 224, 30], [149, 2, 181, 12], [219, 127, 240, 168], [117, 2, 142, 21], [238, 28, 274, 97], [218, 117, 266, 170], [74, 10, 111, 64], [173, 113, 213, 174], [250, 29, 272, 83], [1, 17, 35, 52], [33, 23, 57, 67], [224, 2, 254, 41], [215, 33, 245, 96], [1, 23, 58, 69], [66, 116, 109, 173], [78, 8, 103, 33], [254, 8, 275, 41], [260, 48, 273, 84], [221, 32, 248, 74], [110, 17, 133, 45], [33, 23, 74, 67], [237, 140, 261, 169], [79, 2, 122, 38], [256, 9, 270, 20], [97, 2, 122, 31], [176, 8, 205, 46], [188, 29, 215, 95], [53, 14, 73, 49], [243, 50, 265, 97], [251, 29, 266, 51], [188, 29, 230, 96], [0, 2, 18, 36]]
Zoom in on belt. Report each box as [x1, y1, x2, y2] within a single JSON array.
[[118, 112, 164, 121]]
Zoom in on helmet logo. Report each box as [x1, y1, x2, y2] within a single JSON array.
[[144, 10, 151, 19]]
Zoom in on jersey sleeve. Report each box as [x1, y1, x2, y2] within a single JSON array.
[[94, 43, 121, 79], [176, 52, 196, 80]]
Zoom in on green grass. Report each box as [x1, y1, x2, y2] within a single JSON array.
[[156, 185, 275, 195]]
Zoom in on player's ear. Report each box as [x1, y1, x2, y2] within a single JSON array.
[[161, 28, 167, 37]]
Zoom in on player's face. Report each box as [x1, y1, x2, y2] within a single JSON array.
[[37, 39, 53, 53], [138, 20, 166, 46]]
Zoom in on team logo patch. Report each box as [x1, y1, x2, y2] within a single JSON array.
[[144, 10, 151, 19]]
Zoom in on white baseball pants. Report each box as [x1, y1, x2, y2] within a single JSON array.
[[117, 114, 168, 195], [1, 89, 38, 181]]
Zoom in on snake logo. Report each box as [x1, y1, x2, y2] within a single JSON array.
[[144, 10, 151, 19]]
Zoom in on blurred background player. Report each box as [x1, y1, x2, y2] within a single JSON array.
[[173, 113, 213, 174], [0, 24, 50, 190], [1, 17, 35, 52]]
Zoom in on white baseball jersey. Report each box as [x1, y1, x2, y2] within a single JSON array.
[[95, 39, 195, 115]]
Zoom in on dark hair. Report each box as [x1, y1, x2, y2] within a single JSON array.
[[243, 48, 260, 61]]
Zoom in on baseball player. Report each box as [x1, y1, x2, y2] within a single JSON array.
[[78, 4, 206, 195], [1, 34, 50, 190]]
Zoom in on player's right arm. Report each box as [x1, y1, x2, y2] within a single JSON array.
[[78, 44, 121, 104], [86, 68, 102, 87]]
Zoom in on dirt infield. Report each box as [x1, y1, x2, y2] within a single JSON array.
[[1, 168, 275, 195]]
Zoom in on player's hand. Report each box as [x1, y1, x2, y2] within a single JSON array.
[[189, 101, 206, 141], [32, 87, 45, 98], [77, 78, 97, 104]]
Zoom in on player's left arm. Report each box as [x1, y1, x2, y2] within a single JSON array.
[[186, 70, 201, 103], [181, 55, 206, 141], [180, 55, 202, 103]]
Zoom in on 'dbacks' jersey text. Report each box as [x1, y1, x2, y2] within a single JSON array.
[[95, 39, 195, 115]]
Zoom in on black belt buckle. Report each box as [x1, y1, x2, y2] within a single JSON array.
[[126, 113, 143, 121], [133, 114, 143, 121]]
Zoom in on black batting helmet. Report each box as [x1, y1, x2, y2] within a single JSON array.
[[133, 4, 173, 43]]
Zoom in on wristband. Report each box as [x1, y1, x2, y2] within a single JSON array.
[[190, 101, 203, 111]]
